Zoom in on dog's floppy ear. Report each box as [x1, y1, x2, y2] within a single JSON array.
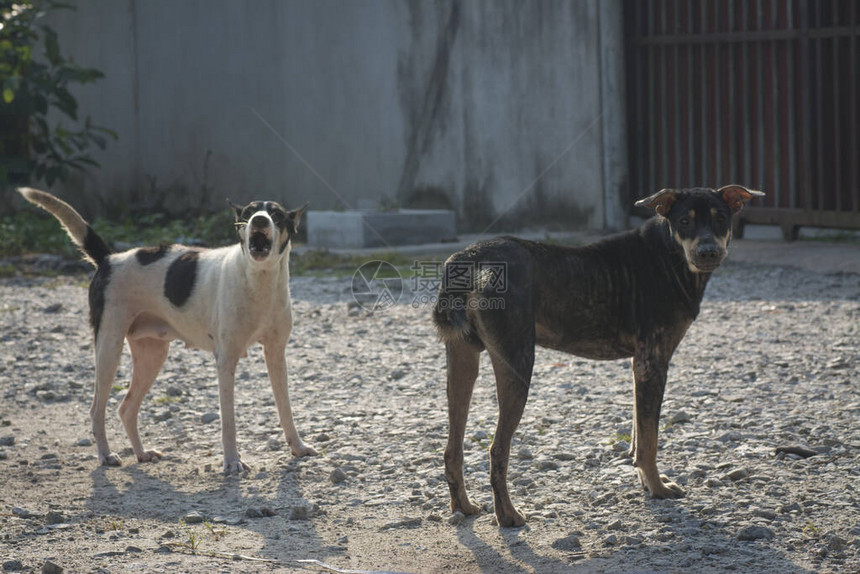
[[634, 188, 678, 216], [287, 202, 309, 235], [227, 198, 244, 221], [716, 185, 764, 214]]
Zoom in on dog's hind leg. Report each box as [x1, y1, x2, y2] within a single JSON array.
[[91, 330, 126, 466], [487, 342, 534, 527], [443, 339, 482, 517], [262, 341, 316, 458], [120, 338, 169, 463], [631, 346, 684, 499]]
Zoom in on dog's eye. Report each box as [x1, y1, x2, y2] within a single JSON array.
[[679, 217, 691, 226], [270, 211, 285, 224], [716, 213, 727, 224]]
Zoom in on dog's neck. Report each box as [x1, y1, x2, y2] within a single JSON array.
[[233, 243, 292, 291], [651, 218, 712, 313]]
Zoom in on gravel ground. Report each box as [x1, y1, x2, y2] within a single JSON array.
[[0, 250, 858, 573]]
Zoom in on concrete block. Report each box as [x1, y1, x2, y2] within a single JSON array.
[[307, 209, 456, 248]]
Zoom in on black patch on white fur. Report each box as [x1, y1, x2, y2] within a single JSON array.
[[164, 251, 199, 307], [136, 244, 171, 266], [83, 225, 112, 267], [89, 260, 112, 340]]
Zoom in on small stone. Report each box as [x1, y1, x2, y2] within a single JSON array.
[[705, 478, 724, 488], [536, 460, 559, 471], [45, 512, 64, 525], [76, 438, 92, 447], [261, 507, 277, 517], [12, 507, 37, 519], [330, 467, 348, 484], [553, 452, 576, 461], [472, 430, 488, 441], [606, 519, 623, 530], [3, 560, 24, 572], [0, 436, 14, 447], [826, 534, 847, 552], [517, 446, 533, 459], [289, 505, 312, 521], [381, 517, 422, 530], [315, 433, 331, 442], [266, 438, 282, 451], [125, 546, 143, 553], [244, 507, 263, 519], [669, 411, 692, 424], [152, 410, 172, 422], [183, 511, 204, 524], [43, 303, 63, 314], [753, 508, 778, 520], [426, 514, 443, 523], [724, 468, 750, 482], [736, 525, 775, 541], [201, 413, 219, 424], [552, 533, 582, 551], [603, 534, 618, 546], [447, 511, 466, 525], [41, 560, 63, 574], [166, 386, 183, 397], [716, 431, 742, 443]]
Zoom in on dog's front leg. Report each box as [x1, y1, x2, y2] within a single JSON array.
[[216, 349, 249, 474], [631, 345, 684, 499], [262, 341, 316, 457]]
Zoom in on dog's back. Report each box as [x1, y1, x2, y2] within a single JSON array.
[[433, 217, 708, 360]]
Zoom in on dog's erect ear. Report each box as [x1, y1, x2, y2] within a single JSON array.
[[287, 202, 309, 234], [716, 185, 764, 214], [227, 198, 244, 221], [634, 188, 678, 216]]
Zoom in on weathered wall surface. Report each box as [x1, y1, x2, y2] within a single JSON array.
[[45, 0, 627, 231]]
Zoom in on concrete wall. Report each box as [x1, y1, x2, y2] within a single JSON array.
[[43, 0, 627, 231]]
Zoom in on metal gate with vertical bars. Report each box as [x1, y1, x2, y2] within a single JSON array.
[[624, 0, 860, 239]]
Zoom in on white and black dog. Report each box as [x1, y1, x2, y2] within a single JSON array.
[[18, 187, 315, 473]]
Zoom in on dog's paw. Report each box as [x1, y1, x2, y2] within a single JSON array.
[[137, 450, 162, 463], [101, 453, 123, 467], [290, 443, 318, 457], [223, 459, 250, 475], [495, 508, 527, 528], [453, 501, 482, 516], [649, 476, 686, 499]]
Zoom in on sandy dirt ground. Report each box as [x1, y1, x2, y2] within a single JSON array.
[[1, 239, 859, 573]]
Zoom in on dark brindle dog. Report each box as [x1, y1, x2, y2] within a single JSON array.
[[433, 185, 763, 527]]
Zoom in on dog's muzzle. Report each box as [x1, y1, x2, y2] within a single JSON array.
[[689, 243, 726, 272], [248, 214, 274, 261]]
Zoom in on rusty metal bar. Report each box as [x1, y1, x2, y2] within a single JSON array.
[[700, 1, 708, 185], [756, 0, 765, 193], [660, 1, 670, 187], [728, 1, 736, 185], [771, 0, 781, 207], [647, 0, 657, 194], [631, 26, 860, 45], [713, 0, 721, 185], [833, 1, 842, 212], [673, 0, 681, 185], [851, 0, 859, 212], [742, 3, 752, 186], [787, 0, 797, 208], [815, 8, 824, 211], [799, 0, 812, 211], [687, 2, 694, 184]]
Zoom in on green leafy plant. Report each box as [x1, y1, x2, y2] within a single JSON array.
[[0, 0, 116, 185]]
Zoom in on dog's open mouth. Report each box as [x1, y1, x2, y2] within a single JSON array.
[[249, 231, 272, 260]]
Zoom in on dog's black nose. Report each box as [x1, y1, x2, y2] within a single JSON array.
[[696, 244, 721, 261], [250, 214, 269, 229]]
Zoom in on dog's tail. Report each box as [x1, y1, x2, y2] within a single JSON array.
[[17, 187, 112, 267]]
